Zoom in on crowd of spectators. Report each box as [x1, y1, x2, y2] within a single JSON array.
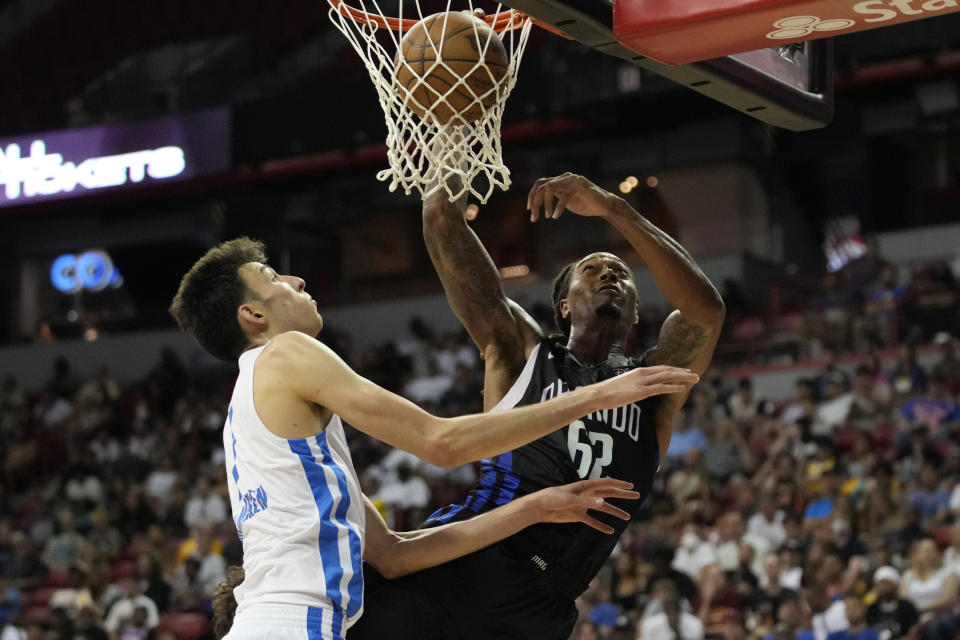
[[721, 243, 960, 367], [571, 332, 960, 640], [0, 347, 239, 640], [0, 321, 490, 640], [2, 303, 960, 640]]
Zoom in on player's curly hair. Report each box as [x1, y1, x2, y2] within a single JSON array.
[[551, 261, 576, 340], [169, 237, 267, 362], [212, 565, 244, 639]]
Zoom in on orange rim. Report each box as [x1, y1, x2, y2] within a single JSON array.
[[328, 0, 571, 38]]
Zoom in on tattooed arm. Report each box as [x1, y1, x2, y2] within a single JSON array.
[[422, 184, 542, 408], [603, 196, 723, 407], [603, 198, 723, 433]]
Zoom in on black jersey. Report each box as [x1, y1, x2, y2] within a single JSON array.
[[425, 337, 661, 593]]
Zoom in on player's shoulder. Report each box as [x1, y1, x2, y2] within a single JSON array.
[[266, 329, 312, 350], [262, 331, 329, 364]]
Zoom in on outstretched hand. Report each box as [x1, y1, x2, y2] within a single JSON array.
[[527, 477, 641, 534], [597, 365, 699, 410], [527, 172, 618, 222]]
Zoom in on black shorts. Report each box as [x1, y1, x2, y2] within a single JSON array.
[[348, 540, 578, 640]]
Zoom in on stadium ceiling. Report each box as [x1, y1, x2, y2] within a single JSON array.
[[4, 0, 960, 136]]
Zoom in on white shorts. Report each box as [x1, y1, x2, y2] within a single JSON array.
[[224, 603, 350, 640]]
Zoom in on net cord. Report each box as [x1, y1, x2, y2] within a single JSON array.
[[328, 0, 533, 203]]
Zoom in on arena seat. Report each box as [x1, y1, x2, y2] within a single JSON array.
[[932, 525, 952, 549], [157, 612, 214, 640], [22, 605, 53, 623], [22, 586, 58, 609], [41, 569, 71, 588], [108, 559, 137, 581]]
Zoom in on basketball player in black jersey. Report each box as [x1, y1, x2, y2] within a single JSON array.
[[349, 172, 724, 639]]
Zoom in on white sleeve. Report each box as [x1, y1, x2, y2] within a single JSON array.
[[949, 484, 960, 510], [104, 599, 129, 633], [143, 597, 160, 629]]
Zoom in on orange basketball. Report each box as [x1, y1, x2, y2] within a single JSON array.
[[395, 11, 509, 125]]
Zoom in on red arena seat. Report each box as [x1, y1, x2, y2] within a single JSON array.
[[157, 613, 214, 640]]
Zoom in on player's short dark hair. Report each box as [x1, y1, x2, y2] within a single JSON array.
[[169, 237, 267, 362], [551, 261, 576, 338]]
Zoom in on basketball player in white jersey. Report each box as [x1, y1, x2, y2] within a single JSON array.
[[169, 238, 699, 640]]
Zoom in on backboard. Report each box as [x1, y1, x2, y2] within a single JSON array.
[[503, 0, 834, 131]]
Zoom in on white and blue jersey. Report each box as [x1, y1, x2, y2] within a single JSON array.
[[223, 344, 365, 640]]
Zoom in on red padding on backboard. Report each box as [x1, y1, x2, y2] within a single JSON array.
[[613, 0, 960, 66]]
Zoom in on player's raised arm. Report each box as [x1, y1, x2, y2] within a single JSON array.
[[528, 173, 725, 410], [421, 177, 542, 393], [263, 331, 698, 468]]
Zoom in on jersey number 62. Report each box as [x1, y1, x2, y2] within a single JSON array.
[[567, 420, 613, 479]]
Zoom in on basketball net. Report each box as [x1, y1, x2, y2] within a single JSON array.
[[328, 0, 532, 203]]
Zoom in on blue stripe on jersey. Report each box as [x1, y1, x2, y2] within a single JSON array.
[[426, 502, 467, 525], [426, 454, 513, 524], [331, 609, 344, 639], [467, 461, 499, 513], [229, 408, 241, 496], [495, 451, 520, 505], [230, 431, 240, 486], [315, 432, 364, 618], [306, 606, 325, 640], [289, 438, 349, 622]]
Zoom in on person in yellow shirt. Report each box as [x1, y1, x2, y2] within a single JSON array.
[[175, 524, 223, 566]]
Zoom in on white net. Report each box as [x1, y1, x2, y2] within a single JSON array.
[[328, 0, 532, 203]]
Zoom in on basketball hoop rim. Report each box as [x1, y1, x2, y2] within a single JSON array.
[[328, 0, 569, 37]]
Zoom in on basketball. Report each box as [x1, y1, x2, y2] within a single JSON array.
[[395, 11, 509, 125]]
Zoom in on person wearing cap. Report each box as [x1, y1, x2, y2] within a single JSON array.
[[866, 566, 918, 640]]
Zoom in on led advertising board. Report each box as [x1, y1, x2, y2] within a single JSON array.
[[0, 108, 230, 208]]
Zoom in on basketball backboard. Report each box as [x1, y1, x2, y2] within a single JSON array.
[[502, 0, 834, 131]]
